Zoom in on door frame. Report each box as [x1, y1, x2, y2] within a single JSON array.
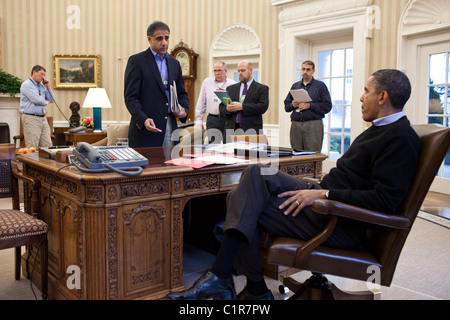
[[398, 1, 450, 194], [276, 5, 372, 174]]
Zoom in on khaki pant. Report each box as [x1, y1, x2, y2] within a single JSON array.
[[290, 119, 324, 152], [22, 114, 52, 148]]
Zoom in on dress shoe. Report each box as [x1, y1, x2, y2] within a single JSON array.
[[237, 288, 274, 300], [167, 271, 236, 300]]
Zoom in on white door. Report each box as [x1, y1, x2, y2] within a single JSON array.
[[418, 42, 450, 194]]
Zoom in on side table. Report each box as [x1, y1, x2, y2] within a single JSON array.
[[64, 132, 107, 146]]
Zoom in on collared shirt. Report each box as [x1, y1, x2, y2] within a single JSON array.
[[373, 111, 406, 127], [150, 47, 170, 112], [19, 78, 54, 115], [195, 76, 236, 125], [284, 77, 332, 121], [240, 79, 254, 99]]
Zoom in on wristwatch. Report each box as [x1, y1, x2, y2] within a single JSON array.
[[325, 190, 330, 199]]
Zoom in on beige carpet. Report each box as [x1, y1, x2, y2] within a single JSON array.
[[0, 196, 449, 300], [391, 215, 450, 299], [288, 215, 450, 300]]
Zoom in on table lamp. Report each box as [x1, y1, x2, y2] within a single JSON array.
[[82, 88, 112, 132]]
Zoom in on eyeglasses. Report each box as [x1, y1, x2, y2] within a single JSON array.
[[214, 69, 225, 73], [154, 36, 170, 42]]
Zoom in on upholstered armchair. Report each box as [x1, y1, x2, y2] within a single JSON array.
[[267, 124, 450, 300], [0, 144, 48, 300]]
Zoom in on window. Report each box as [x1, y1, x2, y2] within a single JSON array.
[[427, 52, 450, 179], [428, 52, 450, 126], [234, 72, 259, 83], [317, 48, 354, 160]]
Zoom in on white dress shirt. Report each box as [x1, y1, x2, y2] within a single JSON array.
[[195, 77, 236, 126]]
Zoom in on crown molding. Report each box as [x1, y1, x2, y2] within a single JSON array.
[[272, 0, 373, 23]]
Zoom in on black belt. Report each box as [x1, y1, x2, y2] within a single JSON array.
[[208, 114, 220, 117], [23, 113, 45, 117], [294, 119, 319, 122]]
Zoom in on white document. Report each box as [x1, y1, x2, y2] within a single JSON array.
[[199, 155, 248, 165], [206, 143, 236, 155], [170, 81, 181, 113], [290, 89, 312, 103]]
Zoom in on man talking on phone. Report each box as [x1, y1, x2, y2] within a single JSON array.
[[19, 65, 54, 148]]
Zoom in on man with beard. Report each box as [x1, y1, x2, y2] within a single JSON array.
[[285, 60, 332, 152]]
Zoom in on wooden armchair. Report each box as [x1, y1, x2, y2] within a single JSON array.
[[267, 124, 450, 300], [13, 116, 55, 148], [0, 144, 48, 300]]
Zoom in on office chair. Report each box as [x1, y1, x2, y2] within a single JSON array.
[[267, 124, 450, 300], [13, 116, 55, 148], [0, 144, 48, 300]]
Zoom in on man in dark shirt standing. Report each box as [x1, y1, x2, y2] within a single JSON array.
[[285, 60, 332, 152]]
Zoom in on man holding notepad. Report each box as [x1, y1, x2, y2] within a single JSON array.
[[219, 60, 269, 143], [284, 60, 332, 152], [195, 61, 236, 144]]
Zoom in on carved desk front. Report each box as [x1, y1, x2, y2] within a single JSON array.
[[18, 147, 326, 300]]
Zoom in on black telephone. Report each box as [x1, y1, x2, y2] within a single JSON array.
[[71, 142, 149, 176]]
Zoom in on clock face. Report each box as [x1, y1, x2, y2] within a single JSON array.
[[176, 51, 190, 76]]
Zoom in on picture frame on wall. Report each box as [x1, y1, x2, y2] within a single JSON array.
[[53, 54, 101, 89]]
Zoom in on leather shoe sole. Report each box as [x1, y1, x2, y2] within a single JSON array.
[[237, 289, 274, 300], [167, 271, 236, 300]]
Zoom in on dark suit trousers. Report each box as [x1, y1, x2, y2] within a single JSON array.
[[223, 165, 366, 281]]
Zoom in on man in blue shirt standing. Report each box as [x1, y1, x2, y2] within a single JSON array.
[[19, 65, 54, 148], [124, 21, 189, 147], [285, 60, 332, 152]]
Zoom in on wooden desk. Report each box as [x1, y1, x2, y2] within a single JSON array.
[[64, 132, 107, 146], [18, 148, 326, 300]]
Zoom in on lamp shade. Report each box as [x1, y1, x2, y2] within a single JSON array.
[[82, 88, 112, 132], [82, 88, 112, 109]]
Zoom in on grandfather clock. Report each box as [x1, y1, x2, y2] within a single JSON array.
[[171, 40, 198, 122]]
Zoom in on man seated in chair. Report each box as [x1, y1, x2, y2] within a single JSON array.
[[168, 69, 421, 301]]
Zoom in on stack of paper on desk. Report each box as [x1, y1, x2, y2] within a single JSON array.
[[208, 142, 316, 158]]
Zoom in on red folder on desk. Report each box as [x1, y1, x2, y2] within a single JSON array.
[[165, 157, 215, 169]]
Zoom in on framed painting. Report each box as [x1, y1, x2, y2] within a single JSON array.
[[53, 54, 101, 89]]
